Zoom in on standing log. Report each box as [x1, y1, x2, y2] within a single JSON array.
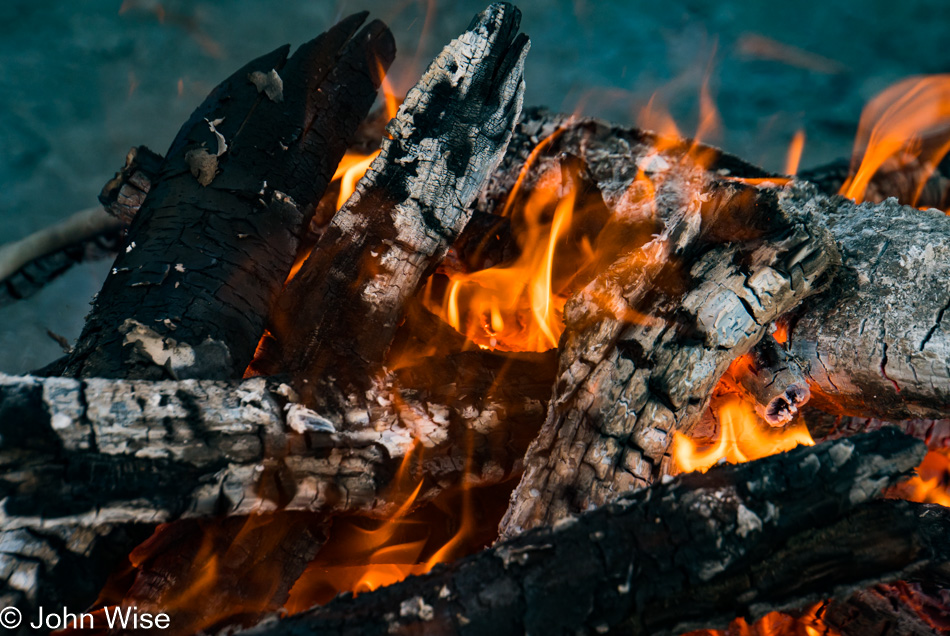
[[63, 14, 395, 380], [244, 430, 946, 636], [272, 2, 529, 407], [499, 174, 838, 536]]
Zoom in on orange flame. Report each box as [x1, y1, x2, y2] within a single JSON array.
[[673, 395, 814, 474], [785, 129, 805, 176], [890, 447, 950, 507], [840, 75, 950, 207], [686, 602, 839, 636]]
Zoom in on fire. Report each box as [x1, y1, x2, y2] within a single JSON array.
[[685, 602, 838, 636], [840, 75, 950, 208], [672, 395, 814, 474], [785, 129, 805, 176], [889, 447, 950, 507]]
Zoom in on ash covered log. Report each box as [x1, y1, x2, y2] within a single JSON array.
[[63, 14, 395, 381], [244, 430, 947, 636], [272, 3, 528, 407], [0, 350, 553, 527], [500, 174, 838, 535]]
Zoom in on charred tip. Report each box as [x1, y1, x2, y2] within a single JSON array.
[[469, 2, 522, 36]]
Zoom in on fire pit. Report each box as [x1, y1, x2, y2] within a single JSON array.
[[1, 3, 949, 635]]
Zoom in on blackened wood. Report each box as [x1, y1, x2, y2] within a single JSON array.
[[272, 3, 529, 407], [63, 14, 395, 381], [244, 430, 939, 636], [499, 175, 838, 536], [821, 582, 950, 636], [725, 335, 811, 426], [799, 156, 950, 212], [98, 145, 164, 225], [0, 351, 554, 527]]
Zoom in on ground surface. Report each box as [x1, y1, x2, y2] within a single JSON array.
[[2, 0, 949, 373]]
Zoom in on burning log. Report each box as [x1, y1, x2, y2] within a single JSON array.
[[62, 13, 395, 380], [820, 582, 950, 636], [243, 430, 950, 636], [0, 352, 552, 527], [499, 173, 838, 536], [271, 3, 529, 408], [477, 110, 950, 424], [723, 334, 811, 426]]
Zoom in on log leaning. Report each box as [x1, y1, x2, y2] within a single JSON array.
[[63, 14, 395, 381]]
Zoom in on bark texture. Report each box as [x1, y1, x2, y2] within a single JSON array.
[[63, 14, 395, 381], [272, 3, 528, 407], [245, 430, 944, 636], [499, 176, 838, 536], [478, 109, 950, 423], [787, 194, 950, 420], [0, 351, 553, 527]]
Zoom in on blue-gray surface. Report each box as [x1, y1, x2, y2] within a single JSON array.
[[2, 0, 948, 373]]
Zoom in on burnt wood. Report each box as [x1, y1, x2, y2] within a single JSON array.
[[499, 175, 838, 536], [724, 334, 811, 426], [243, 430, 946, 636], [63, 13, 395, 381], [271, 3, 529, 408]]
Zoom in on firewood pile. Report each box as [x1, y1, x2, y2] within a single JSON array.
[[1, 3, 949, 635]]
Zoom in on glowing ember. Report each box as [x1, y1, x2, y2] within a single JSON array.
[[684, 602, 839, 636]]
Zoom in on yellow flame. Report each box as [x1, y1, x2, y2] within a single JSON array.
[[672, 396, 814, 474]]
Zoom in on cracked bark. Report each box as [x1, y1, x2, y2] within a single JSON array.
[[498, 171, 839, 536], [62, 13, 395, 381], [271, 3, 528, 409], [480, 109, 950, 424], [244, 430, 949, 636]]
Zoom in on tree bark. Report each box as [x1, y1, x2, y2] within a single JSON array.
[[271, 3, 529, 408], [63, 13, 395, 381], [243, 430, 945, 636]]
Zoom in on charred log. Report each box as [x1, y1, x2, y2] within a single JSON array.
[[480, 110, 950, 423], [0, 350, 553, 528], [723, 334, 811, 426], [272, 3, 528, 408], [499, 175, 838, 536], [244, 430, 946, 636], [63, 14, 395, 381]]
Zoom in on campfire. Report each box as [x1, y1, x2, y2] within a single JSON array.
[[2, 3, 950, 635]]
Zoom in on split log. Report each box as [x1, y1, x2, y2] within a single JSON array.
[[478, 109, 950, 423], [723, 334, 810, 426], [244, 430, 948, 636], [499, 176, 838, 535], [63, 13, 395, 381], [0, 351, 553, 528], [272, 2, 529, 407]]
